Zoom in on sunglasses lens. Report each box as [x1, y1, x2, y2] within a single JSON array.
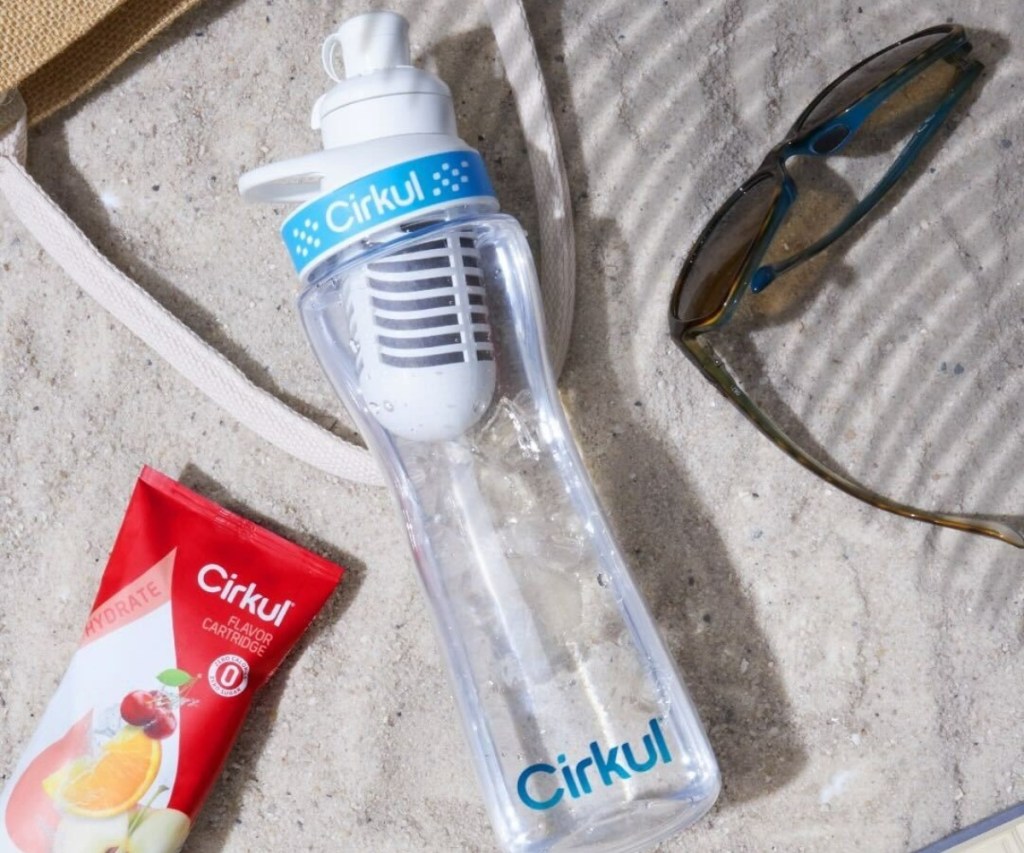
[[675, 175, 777, 325], [796, 30, 949, 131]]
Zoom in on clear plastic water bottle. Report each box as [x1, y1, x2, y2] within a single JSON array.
[[240, 11, 719, 852]]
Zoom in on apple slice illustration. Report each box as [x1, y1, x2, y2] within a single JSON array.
[[51, 807, 190, 853]]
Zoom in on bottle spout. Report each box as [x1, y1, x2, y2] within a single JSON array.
[[323, 11, 411, 81], [241, 9, 464, 203], [310, 10, 454, 147]]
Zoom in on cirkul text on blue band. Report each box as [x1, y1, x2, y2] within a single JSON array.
[[324, 171, 425, 234]]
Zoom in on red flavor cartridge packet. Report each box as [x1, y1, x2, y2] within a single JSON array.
[[0, 467, 344, 852]]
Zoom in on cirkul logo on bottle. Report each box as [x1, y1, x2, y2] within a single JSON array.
[[516, 718, 674, 811], [197, 563, 295, 627], [323, 171, 426, 234], [281, 151, 496, 273]]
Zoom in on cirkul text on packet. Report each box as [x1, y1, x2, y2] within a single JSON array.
[[516, 718, 673, 811], [325, 171, 425, 234], [197, 563, 295, 627]]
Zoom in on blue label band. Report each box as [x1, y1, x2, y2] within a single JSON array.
[[281, 150, 496, 278]]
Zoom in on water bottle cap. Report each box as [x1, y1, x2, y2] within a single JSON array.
[[311, 11, 456, 148], [239, 12, 483, 213], [329, 10, 409, 77]]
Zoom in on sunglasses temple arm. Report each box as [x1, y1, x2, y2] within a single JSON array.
[[682, 336, 1024, 549]]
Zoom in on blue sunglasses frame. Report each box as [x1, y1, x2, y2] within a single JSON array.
[[669, 24, 1023, 548], [749, 27, 982, 295]]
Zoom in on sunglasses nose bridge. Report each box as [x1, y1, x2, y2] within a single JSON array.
[[809, 122, 853, 154], [790, 101, 876, 158]]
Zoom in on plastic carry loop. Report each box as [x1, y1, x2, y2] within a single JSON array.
[[0, 0, 575, 488]]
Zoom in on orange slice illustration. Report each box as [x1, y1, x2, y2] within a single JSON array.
[[44, 726, 161, 818]]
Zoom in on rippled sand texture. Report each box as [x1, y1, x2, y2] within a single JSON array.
[[2, 1, 1023, 851]]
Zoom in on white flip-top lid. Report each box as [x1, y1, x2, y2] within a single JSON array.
[[313, 11, 457, 147], [239, 11, 462, 204]]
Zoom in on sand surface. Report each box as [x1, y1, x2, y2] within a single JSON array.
[[2, 1, 1023, 850]]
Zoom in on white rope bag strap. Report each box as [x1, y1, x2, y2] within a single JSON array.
[[484, 0, 576, 376], [0, 0, 574, 486], [0, 91, 385, 487]]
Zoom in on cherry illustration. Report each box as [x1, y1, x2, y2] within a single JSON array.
[[120, 689, 176, 738], [142, 709, 177, 740], [120, 690, 166, 726]]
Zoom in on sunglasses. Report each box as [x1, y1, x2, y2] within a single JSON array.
[[669, 24, 1023, 549]]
